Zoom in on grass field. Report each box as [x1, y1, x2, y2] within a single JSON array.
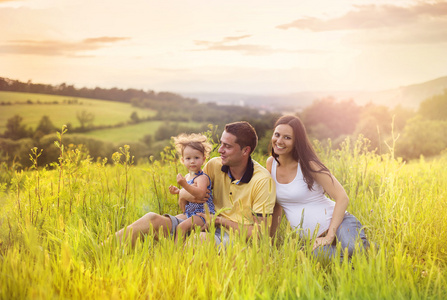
[[83, 120, 203, 144], [0, 91, 156, 134], [0, 137, 446, 299]]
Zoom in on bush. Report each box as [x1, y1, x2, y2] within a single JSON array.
[[396, 116, 447, 160], [0, 137, 34, 167]]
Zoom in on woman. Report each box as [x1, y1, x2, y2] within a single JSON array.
[[267, 115, 369, 260]]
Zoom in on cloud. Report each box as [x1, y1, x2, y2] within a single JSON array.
[[277, 2, 447, 31], [193, 35, 323, 55], [83, 37, 130, 44], [347, 22, 447, 45], [221, 35, 252, 43], [0, 36, 130, 56]]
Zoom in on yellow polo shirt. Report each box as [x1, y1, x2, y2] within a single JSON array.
[[203, 157, 276, 225]]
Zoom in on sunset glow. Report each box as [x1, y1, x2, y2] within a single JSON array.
[[1, 0, 447, 94]]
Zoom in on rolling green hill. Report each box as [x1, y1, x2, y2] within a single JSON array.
[[0, 91, 156, 136], [83, 120, 203, 144], [0, 91, 212, 167]]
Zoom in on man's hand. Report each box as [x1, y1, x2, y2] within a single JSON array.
[[179, 188, 210, 204], [196, 212, 218, 230]]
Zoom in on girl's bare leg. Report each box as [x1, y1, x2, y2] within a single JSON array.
[[115, 212, 173, 247], [175, 215, 205, 243]]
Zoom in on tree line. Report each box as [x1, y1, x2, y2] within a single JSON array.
[[1, 77, 446, 174], [0, 77, 196, 104], [297, 91, 447, 160]]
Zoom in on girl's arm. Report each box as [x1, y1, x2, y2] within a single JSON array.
[[310, 161, 349, 249], [176, 173, 209, 200]]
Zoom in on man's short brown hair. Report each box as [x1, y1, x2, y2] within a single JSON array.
[[224, 121, 258, 155]]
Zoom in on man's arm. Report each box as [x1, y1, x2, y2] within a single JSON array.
[[197, 213, 269, 239], [176, 174, 209, 200], [269, 203, 283, 238], [218, 214, 269, 238], [178, 188, 209, 204]]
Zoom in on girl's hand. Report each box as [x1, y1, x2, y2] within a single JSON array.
[[176, 173, 187, 187], [169, 185, 180, 194], [312, 236, 335, 251]]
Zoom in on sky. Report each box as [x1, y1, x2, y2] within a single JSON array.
[[1, 0, 447, 95]]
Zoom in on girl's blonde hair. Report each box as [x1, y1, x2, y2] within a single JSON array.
[[172, 133, 212, 158]]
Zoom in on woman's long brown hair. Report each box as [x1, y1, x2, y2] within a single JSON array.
[[271, 115, 331, 191]]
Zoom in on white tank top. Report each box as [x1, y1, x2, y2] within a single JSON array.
[[271, 159, 335, 237]]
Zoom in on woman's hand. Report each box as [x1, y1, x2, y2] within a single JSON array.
[[312, 235, 335, 251]]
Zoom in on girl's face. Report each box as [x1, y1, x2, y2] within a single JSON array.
[[272, 124, 294, 156], [182, 146, 206, 173]]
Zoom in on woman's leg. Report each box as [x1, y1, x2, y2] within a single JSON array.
[[115, 212, 173, 247], [313, 213, 369, 261], [335, 213, 369, 260]]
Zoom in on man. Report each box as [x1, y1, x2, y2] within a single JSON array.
[[115, 121, 276, 246]]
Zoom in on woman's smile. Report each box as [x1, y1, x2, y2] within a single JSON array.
[[272, 124, 294, 155]]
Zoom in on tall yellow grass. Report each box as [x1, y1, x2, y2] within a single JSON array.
[[0, 134, 446, 299]]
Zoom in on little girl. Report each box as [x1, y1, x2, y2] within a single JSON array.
[[168, 133, 215, 241]]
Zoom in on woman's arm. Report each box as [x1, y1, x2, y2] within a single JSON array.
[[310, 161, 349, 249]]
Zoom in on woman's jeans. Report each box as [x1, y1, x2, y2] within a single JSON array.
[[313, 212, 370, 261]]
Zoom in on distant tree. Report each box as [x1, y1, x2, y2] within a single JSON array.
[[301, 98, 360, 140], [35, 115, 57, 136], [390, 105, 415, 131], [3, 115, 32, 140], [141, 134, 153, 147], [353, 104, 392, 152], [76, 110, 95, 131], [130, 111, 140, 123], [396, 116, 447, 159], [0, 137, 34, 167], [418, 90, 447, 120]]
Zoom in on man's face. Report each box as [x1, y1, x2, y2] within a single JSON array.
[[218, 130, 246, 167]]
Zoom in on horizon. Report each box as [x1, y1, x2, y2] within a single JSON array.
[[2, 0, 447, 95]]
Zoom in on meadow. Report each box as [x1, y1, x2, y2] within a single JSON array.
[[83, 120, 203, 144], [0, 131, 446, 299], [0, 91, 156, 135]]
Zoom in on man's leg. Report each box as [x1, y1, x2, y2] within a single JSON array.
[[115, 212, 173, 247]]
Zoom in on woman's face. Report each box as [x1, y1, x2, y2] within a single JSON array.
[[272, 124, 294, 156]]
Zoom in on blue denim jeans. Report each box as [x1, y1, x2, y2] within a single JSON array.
[[313, 212, 369, 261]]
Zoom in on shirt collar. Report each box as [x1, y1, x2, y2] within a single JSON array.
[[221, 157, 254, 184]]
